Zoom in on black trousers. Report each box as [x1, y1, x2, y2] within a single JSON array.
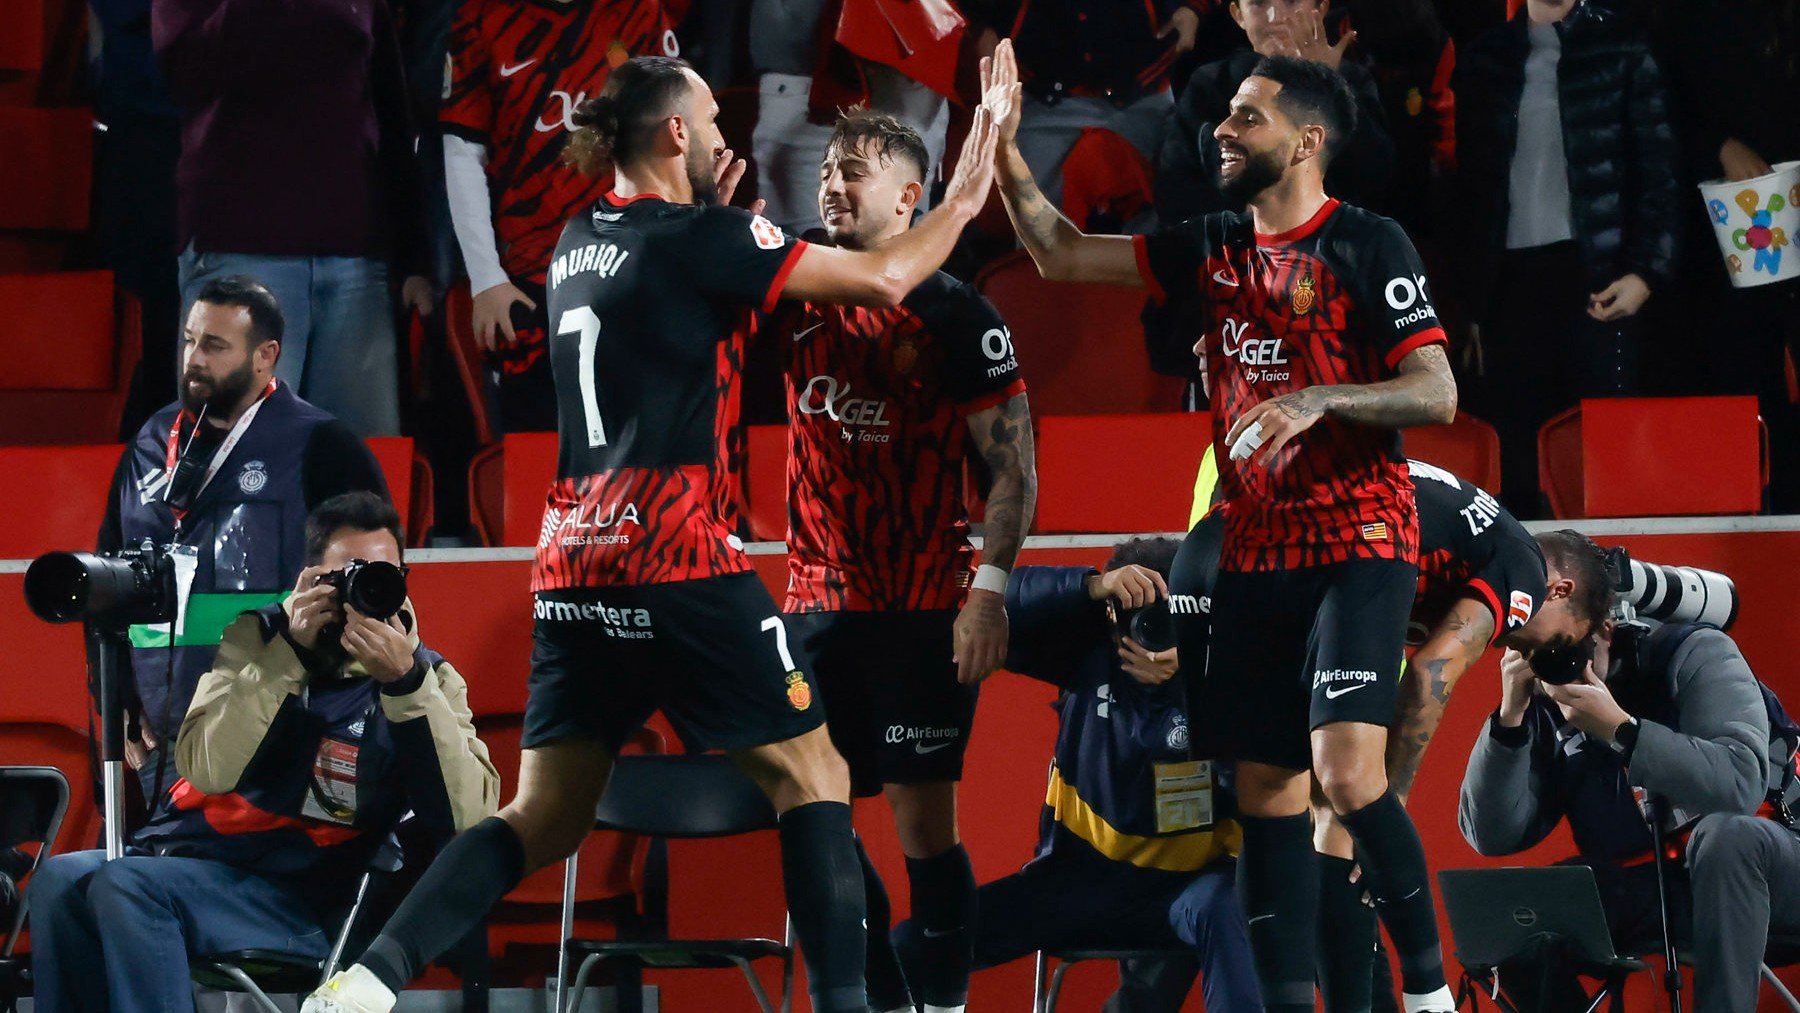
[[1470, 242, 1641, 520]]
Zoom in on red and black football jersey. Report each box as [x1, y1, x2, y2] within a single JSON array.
[[441, 0, 677, 371], [778, 273, 1027, 613], [1406, 459, 1548, 646], [1136, 198, 1448, 572], [532, 192, 807, 591]]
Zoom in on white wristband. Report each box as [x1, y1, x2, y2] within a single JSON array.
[[972, 564, 1010, 595]]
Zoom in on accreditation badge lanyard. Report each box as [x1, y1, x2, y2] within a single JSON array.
[[162, 379, 279, 528]]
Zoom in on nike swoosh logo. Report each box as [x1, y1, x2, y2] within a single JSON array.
[[1212, 269, 1239, 287], [914, 741, 955, 755], [1248, 914, 1275, 924], [922, 927, 963, 939], [792, 321, 825, 342], [499, 59, 537, 78], [1322, 684, 1367, 699]]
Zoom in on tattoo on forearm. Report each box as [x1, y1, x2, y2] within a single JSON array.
[[1317, 344, 1457, 428], [972, 393, 1037, 572], [1000, 149, 1078, 260]]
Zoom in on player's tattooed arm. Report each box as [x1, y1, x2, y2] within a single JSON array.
[[1386, 596, 1495, 800], [955, 391, 1038, 685], [1304, 343, 1459, 428], [967, 391, 1039, 573], [982, 40, 1143, 286]]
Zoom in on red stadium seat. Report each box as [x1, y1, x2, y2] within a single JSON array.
[[1405, 411, 1502, 493], [0, 109, 91, 231], [1540, 398, 1767, 520], [0, 443, 120, 558], [443, 283, 498, 448], [466, 433, 558, 547], [0, 0, 42, 70], [1034, 413, 1211, 533], [1538, 406, 1584, 520], [974, 251, 1184, 416], [365, 436, 435, 547], [1579, 396, 1764, 518], [745, 423, 787, 543], [0, 274, 140, 445]]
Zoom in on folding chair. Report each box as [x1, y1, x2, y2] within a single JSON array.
[[1031, 947, 1192, 1013], [558, 754, 792, 1013], [191, 843, 401, 1012], [0, 766, 71, 1012]]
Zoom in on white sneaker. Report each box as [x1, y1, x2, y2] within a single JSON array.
[[300, 965, 397, 1013], [1403, 985, 1457, 1012]]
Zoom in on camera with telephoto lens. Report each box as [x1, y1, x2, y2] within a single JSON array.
[[1115, 599, 1177, 654], [315, 559, 408, 622], [23, 540, 178, 627], [1529, 547, 1739, 684]]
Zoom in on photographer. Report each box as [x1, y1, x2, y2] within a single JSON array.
[[100, 275, 388, 820], [896, 537, 1261, 1013], [1458, 572, 1800, 1011], [30, 493, 498, 1012]]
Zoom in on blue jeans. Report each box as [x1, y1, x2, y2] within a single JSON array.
[[27, 850, 330, 1012], [178, 247, 401, 435]]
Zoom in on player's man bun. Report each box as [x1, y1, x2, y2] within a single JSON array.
[[564, 56, 695, 179]]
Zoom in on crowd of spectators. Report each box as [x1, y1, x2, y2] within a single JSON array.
[[71, 0, 1800, 524]]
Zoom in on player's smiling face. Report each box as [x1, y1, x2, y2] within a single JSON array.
[[817, 139, 921, 250], [1214, 77, 1296, 202]]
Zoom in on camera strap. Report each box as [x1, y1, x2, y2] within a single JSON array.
[[162, 380, 277, 524]]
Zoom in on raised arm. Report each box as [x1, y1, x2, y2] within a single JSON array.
[[984, 40, 1144, 285], [783, 108, 1000, 307]]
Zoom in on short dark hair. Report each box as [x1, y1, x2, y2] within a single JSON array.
[[826, 108, 930, 183], [564, 56, 696, 178], [1104, 536, 1183, 580], [194, 275, 284, 348], [1248, 55, 1358, 162], [1535, 529, 1614, 627], [305, 491, 404, 566]]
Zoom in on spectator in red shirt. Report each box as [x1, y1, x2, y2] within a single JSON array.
[[441, 0, 683, 433], [153, 0, 434, 437]]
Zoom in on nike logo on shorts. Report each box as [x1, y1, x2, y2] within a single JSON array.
[[914, 741, 955, 755], [1323, 684, 1367, 700]]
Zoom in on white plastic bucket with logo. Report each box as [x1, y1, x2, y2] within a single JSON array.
[[1699, 161, 1800, 288]]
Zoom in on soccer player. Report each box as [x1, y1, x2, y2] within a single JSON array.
[[983, 40, 1461, 1013], [1173, 458, 1610, 1008], [305, 56, 1002, 1013], [442, 0, 682, 431], [778, 109, 1037, 1013]]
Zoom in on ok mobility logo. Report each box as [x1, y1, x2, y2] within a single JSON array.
[[1385, 274, 1437, 330]]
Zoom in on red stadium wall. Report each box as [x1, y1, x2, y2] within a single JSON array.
[[4, 528, 1797, 1010]]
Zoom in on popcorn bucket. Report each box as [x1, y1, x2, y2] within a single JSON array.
[[1699, 161, 1800, 287]]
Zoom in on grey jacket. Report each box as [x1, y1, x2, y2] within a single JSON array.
[[1459, 627, 1772, 860]]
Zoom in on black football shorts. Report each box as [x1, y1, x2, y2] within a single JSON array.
[[524, 572, 826, 753], [1193, 558, 1415, 771], [787, 609, 978, 798]]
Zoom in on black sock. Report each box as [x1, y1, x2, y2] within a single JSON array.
[[1238, 813, 1319, 1013], [854, 836, 914, 1012], [904, 843, 976, 1008], [779, 802, 870, 1013], [361, 817, 526, 994], [1317, 853, 1375, 1013], [1337, 792, 1446, 996], [1371, 932, 1401, 1013]]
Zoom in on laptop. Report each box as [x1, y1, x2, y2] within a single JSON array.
[[1438, 867, 1623, 969]]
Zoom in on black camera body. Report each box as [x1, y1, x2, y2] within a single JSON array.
[[24, 541, 178, 628], [1115, 599, 1177, 654], [315, 559, 408, 622]]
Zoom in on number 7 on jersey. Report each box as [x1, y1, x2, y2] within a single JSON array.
[[558, 306, 608, 448]]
